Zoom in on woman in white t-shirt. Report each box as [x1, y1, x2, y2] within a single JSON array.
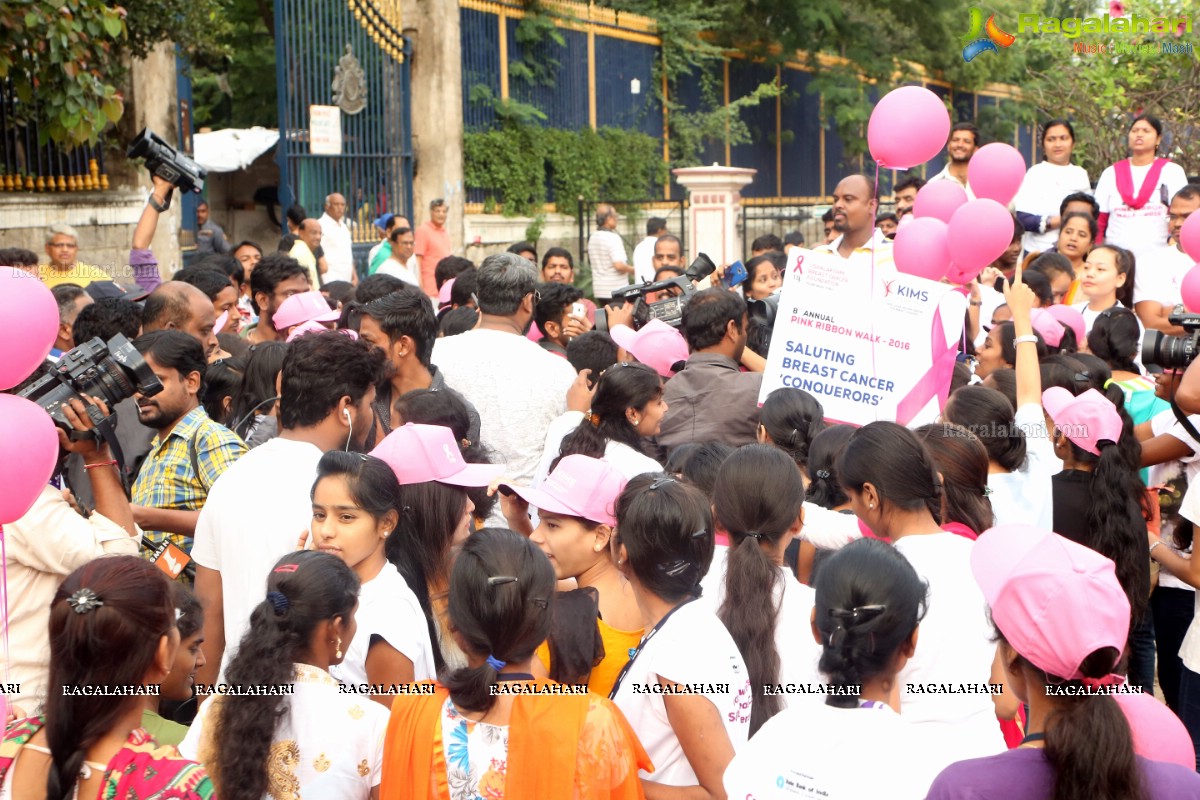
[[609, 473, 752, 793], [309, 452, 437, 704], [1015, 119, 1093, 254], [837, 422, 1006, 768], [945, 273, 1056, 530], [1095, 114, 1189, 271], [1070, 244, 1137, 335], [724, 538, 937, 800], [181, 551, 389, 800], [705, 445, 822, 733], [534, 361, 665, 486]]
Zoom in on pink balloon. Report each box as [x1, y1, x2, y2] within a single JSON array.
[[967, 143, 1027, 205], [0, 268, 59, 390], [948, 199, 1017, 274], [1181, 266, 1200, 313], [0, 394, 58, 524], [1181, 212, 1200, 263], [893, 217, 951, 281], [945, 262, 982, 285], [868, 86, 951, 170], [913, 181, 969, 223]]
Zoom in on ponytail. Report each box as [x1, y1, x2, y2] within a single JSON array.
[[838, 422, 945, 526], [805, 425, 855, 509], [759, 387, 826, 471]]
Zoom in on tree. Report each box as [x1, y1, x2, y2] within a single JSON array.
[[188, 0, 278, 130]]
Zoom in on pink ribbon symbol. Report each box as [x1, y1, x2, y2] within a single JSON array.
[[894, 288, 965, 426]]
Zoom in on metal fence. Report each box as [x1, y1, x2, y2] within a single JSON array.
[[741, 198, 898, 261], [576, 198, 686, 273], [0, 80, 110, 193]]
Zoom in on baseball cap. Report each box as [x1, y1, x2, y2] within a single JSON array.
[[439, 277, 456, 308], [373, 213, 395, 231], [1029, 308, 1064, 348], [608, 320, 689, 378], [1046, 304, 1086, 346], [85, 281, 150, 303], [973, 523, 1130, 681], [1041, 387, 1122, 456], [286, 320, 359, 343], [273, 290, 341, 330], [371, 423, 503, 487], [498, 454, 626, 526]]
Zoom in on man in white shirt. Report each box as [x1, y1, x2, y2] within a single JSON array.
[[318, 193, 357, 286], [432, 253, 577, 504], [587, 204, 634, 302], [1136, 184, 1200, 336], [929, 122, 979, 200], [192, 330, 385, 684], [633, 217, 668, 284], [814, 174, 894, 267], [376, 226, 421, 289]]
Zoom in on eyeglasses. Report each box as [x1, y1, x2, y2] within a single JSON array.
[[529, 290, 542, 304]]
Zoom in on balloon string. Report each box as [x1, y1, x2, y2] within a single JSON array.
[[871, 164, 880, 419], [0, 523, 8, 724]]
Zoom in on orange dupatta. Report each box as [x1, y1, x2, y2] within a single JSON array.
[[380, 680, 650, 800]]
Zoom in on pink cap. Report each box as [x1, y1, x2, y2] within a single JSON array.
[[286, 321, 358, 343], [499, 454, 626, 525], [439, 277, 455, 307], [1041, 387, 1122, 456], [1029, 308, 1064, 348], [972, 523, 1130, 681], [1045, 304, 1086, 346], [371, 423, 504, 487], [608, 321, 689, 378], [273, 291, 341, 330]]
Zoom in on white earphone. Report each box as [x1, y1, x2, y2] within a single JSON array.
[[343, 408, 352, 424]]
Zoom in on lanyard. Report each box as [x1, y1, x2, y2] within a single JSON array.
[[607, 599, 694, 700]]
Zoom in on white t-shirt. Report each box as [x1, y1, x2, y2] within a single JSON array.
[[1094, 160, 1188, 271], [611, 600, 752, 786], [1134, 244, 1193, 308], [181, 663, 388, 797], [376, 258, 422, 289], [191, 437, 324, 678], [633, 235, 659, 284], [432, 329, 577, 493], [893, 533, 1006, 763], [588, 228, 629, 299], [799, 502, 863, 550], [723, 702, 939, 800], [533, 410, 662, 488], [330, 562, 436, 686], [987, 403, 1055, 530], [697, 553, 824, 706], [1176, 486, 1200, 671], [319, 213, 356, 284], [1014, 161, 1093, 253]]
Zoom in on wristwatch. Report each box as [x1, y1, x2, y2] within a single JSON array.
[[147, 191, 172, 213]]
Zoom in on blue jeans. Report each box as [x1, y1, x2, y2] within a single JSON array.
[[1176, 666, 1200, 770], [1127, 613, 1156, 696]]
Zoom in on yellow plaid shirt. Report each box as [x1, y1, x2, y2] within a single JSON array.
[[132, 406, 247, 555]]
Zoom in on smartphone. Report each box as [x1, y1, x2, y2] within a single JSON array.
[[723, 260, 748, 288], [572, 302, 586, 318]]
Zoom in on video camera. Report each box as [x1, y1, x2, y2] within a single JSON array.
[[127, 129, 207, 194], [19, 334, 162, 433], [596, 253, 717, 332], [1143, 313, 1200, 370]]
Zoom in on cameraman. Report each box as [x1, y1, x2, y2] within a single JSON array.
[[5, 392, 140, 713], [1176, 357, 1200, 416], [128, 175, 177, 293]]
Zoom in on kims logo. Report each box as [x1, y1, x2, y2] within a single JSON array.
[[962, 7, 1016, 61]]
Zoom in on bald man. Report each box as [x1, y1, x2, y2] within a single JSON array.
[[142, 281, 223, 361], [816, 174, 889, 262], [288, 219, 323, 288], [319, 192, 357, 286]]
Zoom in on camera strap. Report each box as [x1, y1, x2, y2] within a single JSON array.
[[1170, 400, 1200, 446]]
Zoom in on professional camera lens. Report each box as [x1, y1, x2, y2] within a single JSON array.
[[1143, 330, 1200, 371]]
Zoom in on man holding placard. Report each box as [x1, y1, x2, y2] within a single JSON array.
[[813, 174, 893, 266]]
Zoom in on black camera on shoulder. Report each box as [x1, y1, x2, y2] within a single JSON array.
[[127, 129, 207, 194], [1143, 312, 1200, 370], [19, 334, 163, 432], [595, 253, 717, 332]]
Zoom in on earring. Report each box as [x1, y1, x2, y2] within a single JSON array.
[[335, 637, 343, 660], [869, 503, 875, 509], [383, 530, 391, 538]]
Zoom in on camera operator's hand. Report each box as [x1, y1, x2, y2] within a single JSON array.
[[567, 369, 598, 413], [56, 395, 113, 461], [150, 175, 174, 208], [562, 313, 593, 340], [605, 302, 634, 331]]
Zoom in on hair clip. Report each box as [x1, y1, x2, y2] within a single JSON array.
[[67, 588, 104, 615], [274, 564, 300, 573], [691, 528, 708, 539], [486, 654, 507, 670], [828, 605, 887, 626], [266, 590, 290, 615], [982, 486, 993, 496], [487, 576, 518, 586], [656, 559, 692, 578], [175, 608, 184, 622], [531, 598, 549, 610], [648, 477, 676, 491], [587, 413, 601, 427], [401, 505, 414, 515], [744, 531, 763, 540], [815, 469, 831, 480]]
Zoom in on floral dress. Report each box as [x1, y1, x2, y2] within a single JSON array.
[[442, 697, 509, 800]]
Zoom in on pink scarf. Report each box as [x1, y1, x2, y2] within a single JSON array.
[[1114, 158, 1169, 210]]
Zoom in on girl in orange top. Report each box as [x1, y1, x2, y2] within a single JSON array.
[[380, 528, 651, 800]]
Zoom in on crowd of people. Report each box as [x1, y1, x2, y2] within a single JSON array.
[[5, 111, 1200, 799]]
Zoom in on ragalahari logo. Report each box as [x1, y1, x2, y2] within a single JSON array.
[[962, 7, 1016, 61]]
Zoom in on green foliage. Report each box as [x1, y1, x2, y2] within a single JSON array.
[[188, 0, 279, 129], [464, 126, 667, 215], [524, 214, 547, 243]]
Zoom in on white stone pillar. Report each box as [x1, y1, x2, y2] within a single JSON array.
[[671, 165, 756, 267]]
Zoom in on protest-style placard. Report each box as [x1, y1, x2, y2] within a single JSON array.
[[759, 248, 967, 426]]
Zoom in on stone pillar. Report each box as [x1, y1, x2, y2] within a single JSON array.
[[402, 0, 464, 253], [671, 165, 756, 267]]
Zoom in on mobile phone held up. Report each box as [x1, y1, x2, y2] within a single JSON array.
[[572, 302, 587, 318], [722, 260, 748, 289]]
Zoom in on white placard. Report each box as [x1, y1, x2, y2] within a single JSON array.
[[759, 248, 967, 427], [310, 105, 342, 155]]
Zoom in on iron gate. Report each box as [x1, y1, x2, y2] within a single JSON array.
[[274, 0, 414, 242]]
